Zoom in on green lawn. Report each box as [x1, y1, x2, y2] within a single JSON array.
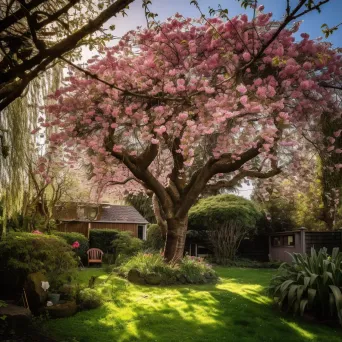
[[43, 267, 342, 342]]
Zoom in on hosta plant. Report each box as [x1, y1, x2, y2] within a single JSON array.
[[269, 247, 342, 325]]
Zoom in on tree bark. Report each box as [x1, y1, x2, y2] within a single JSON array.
[[164, 216, 188, 263]]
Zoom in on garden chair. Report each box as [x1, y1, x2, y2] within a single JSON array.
[[87, 248, 104, 267]]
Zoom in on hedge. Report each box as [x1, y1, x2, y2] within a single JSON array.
[[89, 229, 119, 254], [52, 231, 89, 261], [0, 232, 77, 293]]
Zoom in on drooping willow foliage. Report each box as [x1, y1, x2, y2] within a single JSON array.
[[0, 65, 62, 235]]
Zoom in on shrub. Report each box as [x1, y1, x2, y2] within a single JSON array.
[[145, 224, 165, 251], [0, 232, 77, 290], [189, 194, 262, 263], [118, 253, 217, 285], [52, 231, 89, 261], [119, 253, 167, 277], [89, 229, 119, 254], [78, 288, 102, 310], [269, 247, 342, 326], [112, 231, 143, 259], [179, 256, 217, 284]]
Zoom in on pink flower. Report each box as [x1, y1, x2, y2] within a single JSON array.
[[301, 33, 310, 39], [236, 84, 247, 94], [72, 241, 80, 249], [151, 138, 159, 144], [256, 86, 267, 98], [242, 52, 251, 62], [33, 230, 42, 235], [31, 128, 40, 135], [240, 95, 248, 106]]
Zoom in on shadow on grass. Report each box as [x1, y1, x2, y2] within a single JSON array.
[[44, 268, 342, 342]]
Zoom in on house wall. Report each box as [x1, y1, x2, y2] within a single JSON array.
[[269, 231, 302, 263], [57, 222, 89, 237]]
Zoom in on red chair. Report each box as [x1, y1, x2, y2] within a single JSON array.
[[87, 248, 104, 266]]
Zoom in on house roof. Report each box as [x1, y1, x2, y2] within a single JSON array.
[[55, 203, 149, 224]]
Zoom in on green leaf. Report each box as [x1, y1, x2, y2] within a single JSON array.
[[300, 299, 308, 316], [308, 288, 316, 305], [329, 285, 342, 311]]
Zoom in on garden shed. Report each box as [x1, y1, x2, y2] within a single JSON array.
[[54, 203, 148, 239], [269, 228, 342, 263]]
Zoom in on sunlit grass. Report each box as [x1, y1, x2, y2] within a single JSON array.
[[43, 267, 342, 342]]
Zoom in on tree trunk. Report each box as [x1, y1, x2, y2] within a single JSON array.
[[164, 216, 188, 263], [1, 205, 7, 239]]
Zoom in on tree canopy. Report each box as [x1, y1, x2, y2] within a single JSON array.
[[0, 0, 137, 111], [38, 5, 342, 261]]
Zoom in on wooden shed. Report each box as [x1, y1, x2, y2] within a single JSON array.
[[269, 228, 342, 263], [55, 203, 149, 239]]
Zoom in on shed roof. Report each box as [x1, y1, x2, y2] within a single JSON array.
[[55, 203, 149, 224]]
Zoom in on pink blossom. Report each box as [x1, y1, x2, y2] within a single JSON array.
[[240, 95, 248, 106], [333, 130, 342, 137], [242, 52, 251, 62], [33, 230, 42, 235], [300, 80, 312, 90], [256, 87, 267, 98], [31, 128, 41, 134], [151, 138, 159, 144], [236, 84, 247, 94]]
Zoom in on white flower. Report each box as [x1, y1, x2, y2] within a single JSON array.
[[46, 301, 53, 307], [41, 281, 50, 292]]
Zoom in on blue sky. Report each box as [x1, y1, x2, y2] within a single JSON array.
[[109, 0, 341, 47]]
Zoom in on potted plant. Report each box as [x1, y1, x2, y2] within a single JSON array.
[[47, 275, 63, 305]]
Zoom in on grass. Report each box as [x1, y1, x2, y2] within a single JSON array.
[[43, 267, 342, 342]]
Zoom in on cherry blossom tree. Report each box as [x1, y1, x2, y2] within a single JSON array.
[[42, 8, 342, 262]]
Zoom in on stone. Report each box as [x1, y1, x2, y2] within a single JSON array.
[[46, 300, 77, 318], [127, 269, 145, 285], [144, 273, 162, 285], [0, 303, 32, 335], [24, 272, 48, 314]]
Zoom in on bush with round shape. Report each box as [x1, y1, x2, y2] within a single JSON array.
[[269, 247, 342, 326], [189, 194, 262, 264], [52, 231, 89, 261], [78, 288, 102, 310], [0, 232, 77, 291]]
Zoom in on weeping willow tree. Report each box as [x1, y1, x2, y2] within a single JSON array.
[[0, 65, 62, 237]]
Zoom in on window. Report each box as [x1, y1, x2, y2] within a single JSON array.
[[138, 225, 144, 240], [285, 235, 295, 246], [271, 236, 282, 247], [271, 235, 295, 247]]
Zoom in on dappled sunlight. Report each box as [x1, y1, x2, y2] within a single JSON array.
[[217, 279, 271, 305], [281, 320, 315, 340], [44, 268, 342, 342]]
